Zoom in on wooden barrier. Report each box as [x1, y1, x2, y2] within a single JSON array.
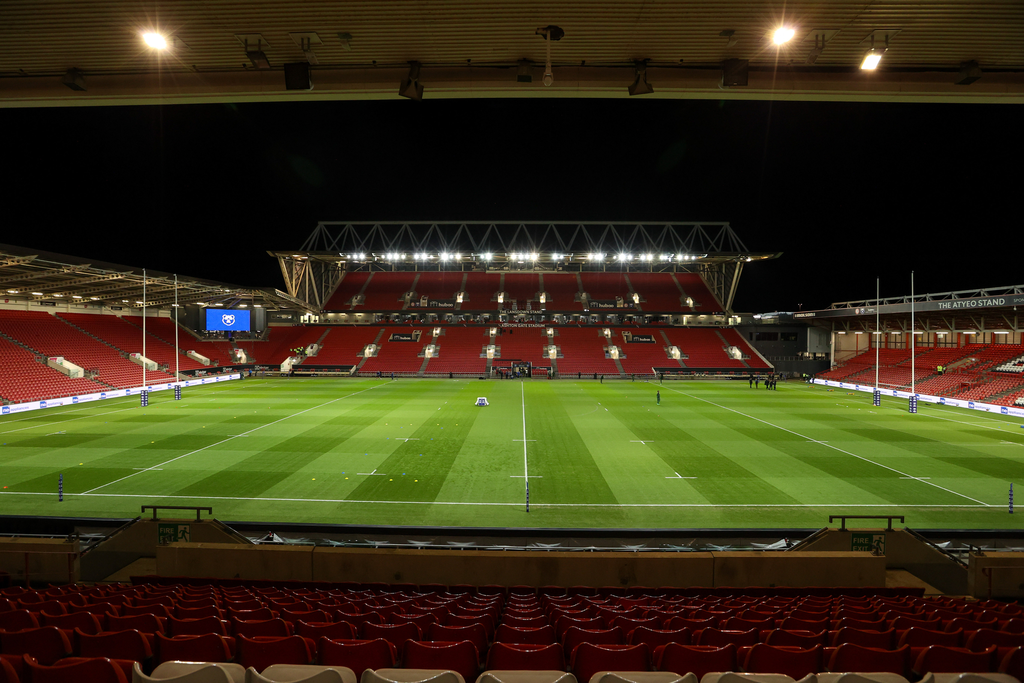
[[156, 544, 886, 588]]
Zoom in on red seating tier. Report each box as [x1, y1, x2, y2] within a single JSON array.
[[423, 327, 488, 375], [360, 272, 416, 310], [325, 272, 371, 310], [675, 273, 721, 312], [627, 273, 684, 311]]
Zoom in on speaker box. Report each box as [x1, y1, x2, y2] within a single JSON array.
[[284, 62, 313, 90], [721, 59, 749, 87]]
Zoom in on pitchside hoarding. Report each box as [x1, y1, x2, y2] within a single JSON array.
[[812, 378, 1024, 418], [0, 374, 241, 416]]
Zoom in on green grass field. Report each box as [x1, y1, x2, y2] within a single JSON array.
[[1, 377, 1023, 530]]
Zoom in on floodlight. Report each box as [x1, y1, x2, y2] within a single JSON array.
[[483, 253, 492, 261], [645, 253, 653, 260], [628, 59, 653, 96], [31, 292, 43, 296], [861, 48, 884, 70], [399, 61, 424, 100], [618, 253, 630, 261], [661, 254, 671, 261], [143, 32, 168, 49], [551, 253, 562, 260], [773, 27, 795, 45], [530, 253, 538, 261]]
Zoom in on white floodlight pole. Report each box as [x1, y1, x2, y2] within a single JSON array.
[[142, 269, 147, 389], [174, 274, 179, 379], [875, 278, 880, 392], [911, 271, 916, 396]]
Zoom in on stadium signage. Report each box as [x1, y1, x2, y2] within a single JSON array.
[[812, 378, 1024, 418], [501, 323, 545, 328], [936, 297, 1005, 309], [389, 333, 417, 342], [805, 294, 1022, 319], [627, 334, 657, 343], [427, 300, 455, 308], [0, 374, 241, 416]]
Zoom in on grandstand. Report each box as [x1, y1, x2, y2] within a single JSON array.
[[4, 232, 1024, 683]]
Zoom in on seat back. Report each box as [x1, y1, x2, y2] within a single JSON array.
[[570, 643, 651, 683], [77, 628, 152, 662], [485, 643, 566, 672], [403, 640, 478, 683], [695, 628, 759, 648], [318, 639, 396, 676], [236, 634, 313, 672], [914, 645, 997, 675], [656, 643, 739, 678], [425, 623, 487, 659], [743, 643, 823, 679], [563, 627, 625, 659], [249, 663, 356, 683], [628, 627, 691, 650], [0, 627, 72, 665], [23, 654, 127, 683], [495, 625, 557, 645], [828, 643, 912, 677]]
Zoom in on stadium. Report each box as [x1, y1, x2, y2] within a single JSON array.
[[1, 2, 1024, 682]]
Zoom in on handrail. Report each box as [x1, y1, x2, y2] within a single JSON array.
[[787, 527, 829, 552], [829, 515, 905, 531], [80, 516, 141, 558], [904, 527, 968, 568], [141, 505, 212, 521]]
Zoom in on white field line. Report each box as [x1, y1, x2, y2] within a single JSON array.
[[666, 385, 993, 507], [0, 379, 276, 435], [82, 382, 387, 494], [0, 490, 989, 508], [520, 379, 529, 495]]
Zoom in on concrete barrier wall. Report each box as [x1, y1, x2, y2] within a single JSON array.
[[155, 545, 885, 588], [0, 537, 80, 585], [157, 543, 313, 581], [969, 552, 1024, 599], [713, 551, 884, 587], [311, 548, 715, 588]]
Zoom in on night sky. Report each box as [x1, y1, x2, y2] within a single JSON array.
[[4, 97, 1020, 313]]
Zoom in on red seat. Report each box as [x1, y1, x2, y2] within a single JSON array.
[[627, 627, 691, 650], [913, 645, 997, 676], [362, 621, 421, 652], [899, 627, 963, 651], [967, 629, 1024, 658], [228, 607, 277, 622], [154, 632, 234, 665], [425, 623, 488, 661], [743, 643, 823, 679], [105, 614, 165, 635], [232, 617, 292, 638], [828, 643, 912, 677], [571, 642, 651, 683], [502, 614, 549, 628], [295, 620, 356, 643], [485, 642, 565, 671], [318, 638, 397, 676], [609, 617, 660, 633], [495, 624, 557, 645], [764, 629, 827, 648], [829, 627, 895, 649], [0, 627, 72, 666], [555, 616, 606, 640], [404, 640, 479, 683], [168, 615, 230, 637], [22, 654, 127, 683], [999, 646, 1024, 680], [563, 627, 625, 659], [40, 611, 104, 635], [77, 629, 152, 663], [778, 617, 829, 632], [175, 604, 224, 621], [0, 656, 16, 683], [0, 611, 38, 633], [235, 634, 314, 672], [695, 628, 759, 648]]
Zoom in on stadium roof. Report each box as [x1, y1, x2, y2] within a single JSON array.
[[1, 1, 1022, 108], [794, 284, 1024, 333], [0, 244, 311, 312]]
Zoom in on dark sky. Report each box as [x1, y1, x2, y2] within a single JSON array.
[[4, 97, 1020, 313]]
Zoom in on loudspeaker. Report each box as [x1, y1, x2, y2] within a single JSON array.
[[721, 59, 749, 87], [284, 62, 313, 90]]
